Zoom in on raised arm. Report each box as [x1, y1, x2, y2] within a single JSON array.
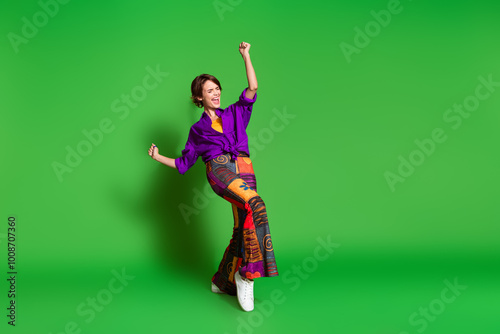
[[239, 41, 258, 100], [148, 143, 177, 169]]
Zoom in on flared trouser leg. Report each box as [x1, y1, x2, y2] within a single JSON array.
[[206, 154, 278, 296]]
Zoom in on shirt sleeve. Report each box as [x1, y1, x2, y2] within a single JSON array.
[[174, 131, 199, 175], [235, 87, 257, 128]]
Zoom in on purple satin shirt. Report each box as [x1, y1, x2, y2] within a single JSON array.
[[175, 88, 257, 175]]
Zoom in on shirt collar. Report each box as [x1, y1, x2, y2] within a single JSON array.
[[200, 108, 223, 124]]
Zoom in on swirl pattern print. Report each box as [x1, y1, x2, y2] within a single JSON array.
[[206, 153, 278, 294]]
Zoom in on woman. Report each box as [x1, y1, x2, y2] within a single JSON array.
[[147, 42, 278, 312]]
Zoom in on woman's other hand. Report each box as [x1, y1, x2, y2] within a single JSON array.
[[148, 143, 159, 161]]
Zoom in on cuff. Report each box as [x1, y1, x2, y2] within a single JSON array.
[[240, 88, 257, 104], [174, 157, 186, 175]]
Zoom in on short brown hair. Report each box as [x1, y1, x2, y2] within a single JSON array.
[[191, 74, 222, 108]]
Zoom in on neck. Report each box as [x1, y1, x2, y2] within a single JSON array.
[[204, 108, 217, 119]]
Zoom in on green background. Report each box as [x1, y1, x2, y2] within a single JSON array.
[[1, 0, 499, 333]]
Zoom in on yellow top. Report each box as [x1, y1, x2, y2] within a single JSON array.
[[211, 117, 223, 133]]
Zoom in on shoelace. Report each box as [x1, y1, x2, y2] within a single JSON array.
[[241, 276, 253, 301]]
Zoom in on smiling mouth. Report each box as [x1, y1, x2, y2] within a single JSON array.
[[212, 98, 220, 103]]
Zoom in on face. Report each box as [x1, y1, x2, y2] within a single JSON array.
[[198, 80, 221, 109]]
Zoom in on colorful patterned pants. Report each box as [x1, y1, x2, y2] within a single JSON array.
[[206, 153, 278, 295]]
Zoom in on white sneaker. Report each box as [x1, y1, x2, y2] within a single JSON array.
[[234, 271, 254, 311], [211, 282, 225, 294]]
